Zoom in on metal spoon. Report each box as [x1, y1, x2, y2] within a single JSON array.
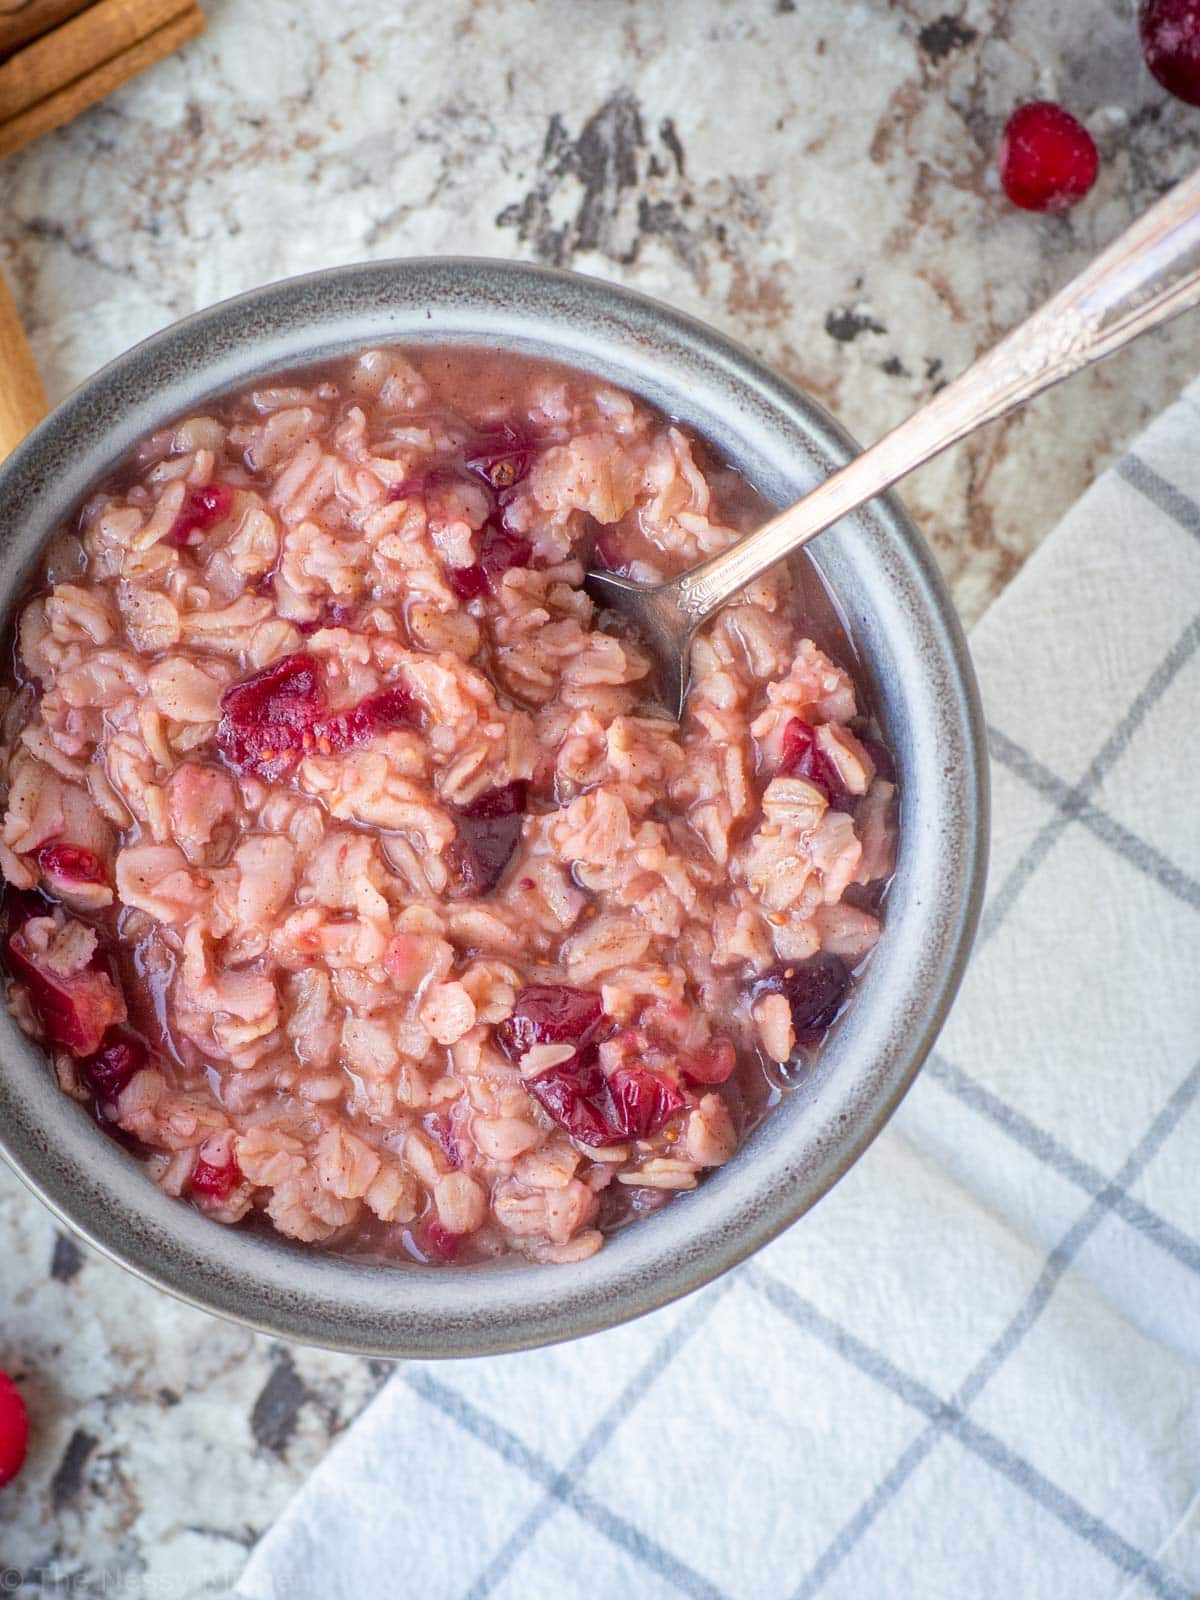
[[588, 167, 1200, 719]]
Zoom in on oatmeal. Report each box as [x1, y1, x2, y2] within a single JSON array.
[[0, 347, 897, 1266]]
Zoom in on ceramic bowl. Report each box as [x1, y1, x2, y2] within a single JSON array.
[[0, 258, 988, 1356]]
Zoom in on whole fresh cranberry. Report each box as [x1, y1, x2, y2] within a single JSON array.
[[997, 102, 1099, 213], [1140, 0, 1200, 105], [0, 1371, 29, 1489]]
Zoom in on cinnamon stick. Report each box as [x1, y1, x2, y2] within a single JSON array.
[[0, 5, 203, 159], [0, 265, 49, 463], [0, 0, 93, 60], [0, 0, 194, 121]]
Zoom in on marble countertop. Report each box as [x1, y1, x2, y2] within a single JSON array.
[[1, 0, 1197, 1589]]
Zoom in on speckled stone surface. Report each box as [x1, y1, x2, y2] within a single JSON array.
[[0, 0, 1197, 1589]]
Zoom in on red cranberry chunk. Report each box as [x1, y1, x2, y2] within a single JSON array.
[[297, 598, 360, 637], [167, 483, 234, 547], [386, 475, 427, 503], [314, 685, 418, 755], [2, 888, 49, 936], [755, 952, 852, 1045], [7, 926, 126, 1057], [479, 521, 533, 586], [997, 102, 1098, 213], [36, 844, 108, 887], [448, 780, 528, 897], [606, 1065, 685, 1141], [780, 718, 844, 803], [458, 780, 527, 822], [446, 520, 531, 601], [497, 982, 604, 1059], [526, 1056, 617, 1146], [527, 1053, 683, 1147], [190, 1153, 243, 1202], [465, 424, 534, 491], [679, 1037, 737, 1087], [217, 653, 324, 779], [423, 1219, 464, 1262], [1140, 0, 1200, 105], [590, 525, 631, 574], [448, 562, 491, 601], [0, 1370, 29, 1489], [81, 1032, 147, 1103]]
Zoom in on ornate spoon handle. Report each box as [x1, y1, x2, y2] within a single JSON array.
[[675, 165, 1200, 621]]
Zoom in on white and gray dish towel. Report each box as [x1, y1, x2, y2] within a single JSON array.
[[226, 378, 1200, 1600]]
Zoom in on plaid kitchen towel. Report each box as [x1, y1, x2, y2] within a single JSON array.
[[228, 379, 1200, 1600]]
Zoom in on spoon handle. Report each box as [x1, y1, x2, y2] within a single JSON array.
[[675, 165, 1200, 620]]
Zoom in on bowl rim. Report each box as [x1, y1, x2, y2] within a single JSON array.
[[0, 257, 989, 1357]]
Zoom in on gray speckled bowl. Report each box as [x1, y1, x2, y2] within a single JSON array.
[[0, 259, 987, 1357]]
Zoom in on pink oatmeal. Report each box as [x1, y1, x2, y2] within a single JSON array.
[[0, 347, 897, 1267]]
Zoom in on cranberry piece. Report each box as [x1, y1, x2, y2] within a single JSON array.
[[190, 1153, 244, 1202], [423, 1220, 464, 1262], [997, 102, 1099, 213], [679, 1038, 737, 1086], [2, 888, 49, 937], [448, 780, 528, 897], [590, 526, 630, 574], [366, 686, 415, 726], [81, 1032, 146, 1103], [386, 476, 427, 503], [1140, 0, 1200, 104], [755, 952, 852, 1045], [527, 1055, 615, 1146], [448, 563, 491, 601], [497, 983, 605, 1059], [607, 1065, 685, 1141], [7, 926, 126, 1057], [314, 686, 418, 754], [296, 598, 360, 637], [459, 780, 528, 822], [448, 524, 532, 600], [217, 653, 323, 780], [0, 1371, 29, 1489], [167, 483, 234, 547], [780, 718, 844, 802], [527, 1054, 683, 1146], [860, 736, 896, 784], [479, 521, 533, 583], [36, 844, 108, 888], [465, 424, 534, 491]]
